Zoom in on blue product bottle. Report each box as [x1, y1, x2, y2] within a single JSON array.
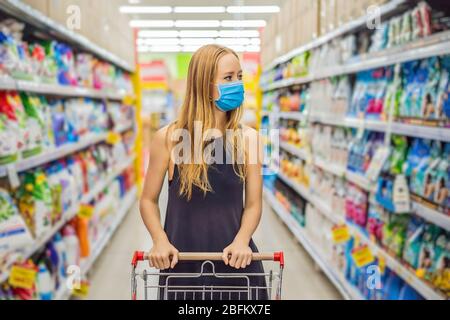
[[37, 263, 54, 300]]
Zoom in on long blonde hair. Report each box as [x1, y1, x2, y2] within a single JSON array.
[[171, 44, 246, 200]]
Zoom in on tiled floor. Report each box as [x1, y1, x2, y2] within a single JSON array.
[[87, 184, 341, 300]]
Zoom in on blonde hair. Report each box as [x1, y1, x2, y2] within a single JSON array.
[[171, 44, 246, 200]]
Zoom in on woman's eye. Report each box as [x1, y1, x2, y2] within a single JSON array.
[[224, 76, 232, 81], [238, 75, 243, 80]]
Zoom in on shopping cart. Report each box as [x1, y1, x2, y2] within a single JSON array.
[[131, 251, 284, 300]]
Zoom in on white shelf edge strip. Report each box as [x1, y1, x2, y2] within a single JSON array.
[[0, 78, 132, 101], [279, 142, 308, 161], [309, 115, 450, 143], [263, 189, 364, 300], [263, 30, 450, 92], [0, 155, 136, 284], [0, 0, 133, 72], [54, 186, 137, 300], [0, 124, 133, 177], [278, 112, 307, 121], [275, 173, 446, 300]]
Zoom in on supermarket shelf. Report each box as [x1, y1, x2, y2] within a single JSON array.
[[264, 0, 406, 71], [0, 78, 131, 100], [278, 112, 308, 122], [0, 156, 135, 284], [0, 124, 133, 178], [279, 142, 309, 161], [277, 172, 312, 202], [345, 170, 377, 192], [314, 158, 346, 177], [80, 155, 136, 204], [263, 30, 450, 93], [412, 202, 450, 231], [346, 223, 446, 300], [263, 188, 364, 300], [311, 115, 450, 142], [275, 173, 446, 300], [53, 186, 137, 300], [80, 186, 137, 276], [0, 0, 133, 72]]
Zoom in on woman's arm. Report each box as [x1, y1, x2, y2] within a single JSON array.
[[140, 125, 179, 270], [223, 127, 263, 269]]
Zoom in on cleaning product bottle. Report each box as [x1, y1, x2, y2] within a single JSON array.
[[36, 262, 54, 300], [53, 233, 68, 283], [62, 224, 80, 268]]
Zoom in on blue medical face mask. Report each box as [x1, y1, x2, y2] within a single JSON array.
[[214, 81, 245, 112]]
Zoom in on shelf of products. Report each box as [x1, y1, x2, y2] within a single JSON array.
[[0, 78, 131, 101], [0, 0, 133, 72], [264, 0, 407, 71], [264, 30, 450, 92], [0, 154, 136, 284], [263, 188, 364, 300], [273, 170, 447, 300], [279, 141, 309, 162]]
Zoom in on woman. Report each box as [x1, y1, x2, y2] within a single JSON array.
[[139, 44, 267, 300]]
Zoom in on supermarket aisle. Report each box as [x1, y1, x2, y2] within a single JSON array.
[[87, 180, 341, 300]]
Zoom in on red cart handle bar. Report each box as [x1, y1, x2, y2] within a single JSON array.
[[132, 251, 284, 268]]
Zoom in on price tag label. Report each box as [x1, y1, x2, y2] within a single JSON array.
[[378, 255, 386, 275], [106, 132, 121, 145], [9, 265, 36, 289], [332, 225, 351, 244], [351, 245, 375, 268], [122, 95, 135, 106], [78, 205, 94, 219], [72, 281, 90, 298], [366, 146, 390, 183]]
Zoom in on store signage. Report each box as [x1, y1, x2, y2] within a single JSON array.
[[351, 245, 375, 268], [9, 265, 36, 289], [331, 225, 351, 244]]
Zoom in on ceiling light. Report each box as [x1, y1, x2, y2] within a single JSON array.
[[130, 20, 174, 28], [250, 38, 261, 45], [182, 46, 202, 52], [226, 6, 280, 13], [142, 38, 180, 45], [120, 6, 172, 14], [174, 6, 225, 13], [149, 46, 182, 52], [246, 45, 261, 52], [178, 30, 219, 38], [175, 20, 221, 28], [179, 38, 215, 46], [137, 45, 150, 53], [138, 30, 179, 38], [228, 45, 246, 52], [216, 38, 251, 46], [221, 20, 266, 28], [128, 0, 140, 4], [219, 30, 260, 38]]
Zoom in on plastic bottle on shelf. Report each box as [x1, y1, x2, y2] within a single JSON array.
[[62, 224, 80, 268], [36, 262, 54, 300], [53, 233, 68, 282]]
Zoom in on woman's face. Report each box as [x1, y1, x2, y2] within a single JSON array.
[[213, 53, 243, 101]]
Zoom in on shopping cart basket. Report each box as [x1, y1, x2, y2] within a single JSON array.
[[131, 251, 284, 300]]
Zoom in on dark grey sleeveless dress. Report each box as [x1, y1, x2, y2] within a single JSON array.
[[159, 139, 268, 300]]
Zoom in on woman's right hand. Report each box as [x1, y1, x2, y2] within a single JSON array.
[[148, 239, 179, 270]]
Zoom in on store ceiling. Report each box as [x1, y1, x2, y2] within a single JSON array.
[[117, 0, 286, 52], [118, 0, 286, 26]]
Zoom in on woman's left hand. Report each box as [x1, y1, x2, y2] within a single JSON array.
[[223, 240, 253, 269]]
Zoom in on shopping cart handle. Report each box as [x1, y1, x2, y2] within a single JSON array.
[[132, 251, 284, 267]]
